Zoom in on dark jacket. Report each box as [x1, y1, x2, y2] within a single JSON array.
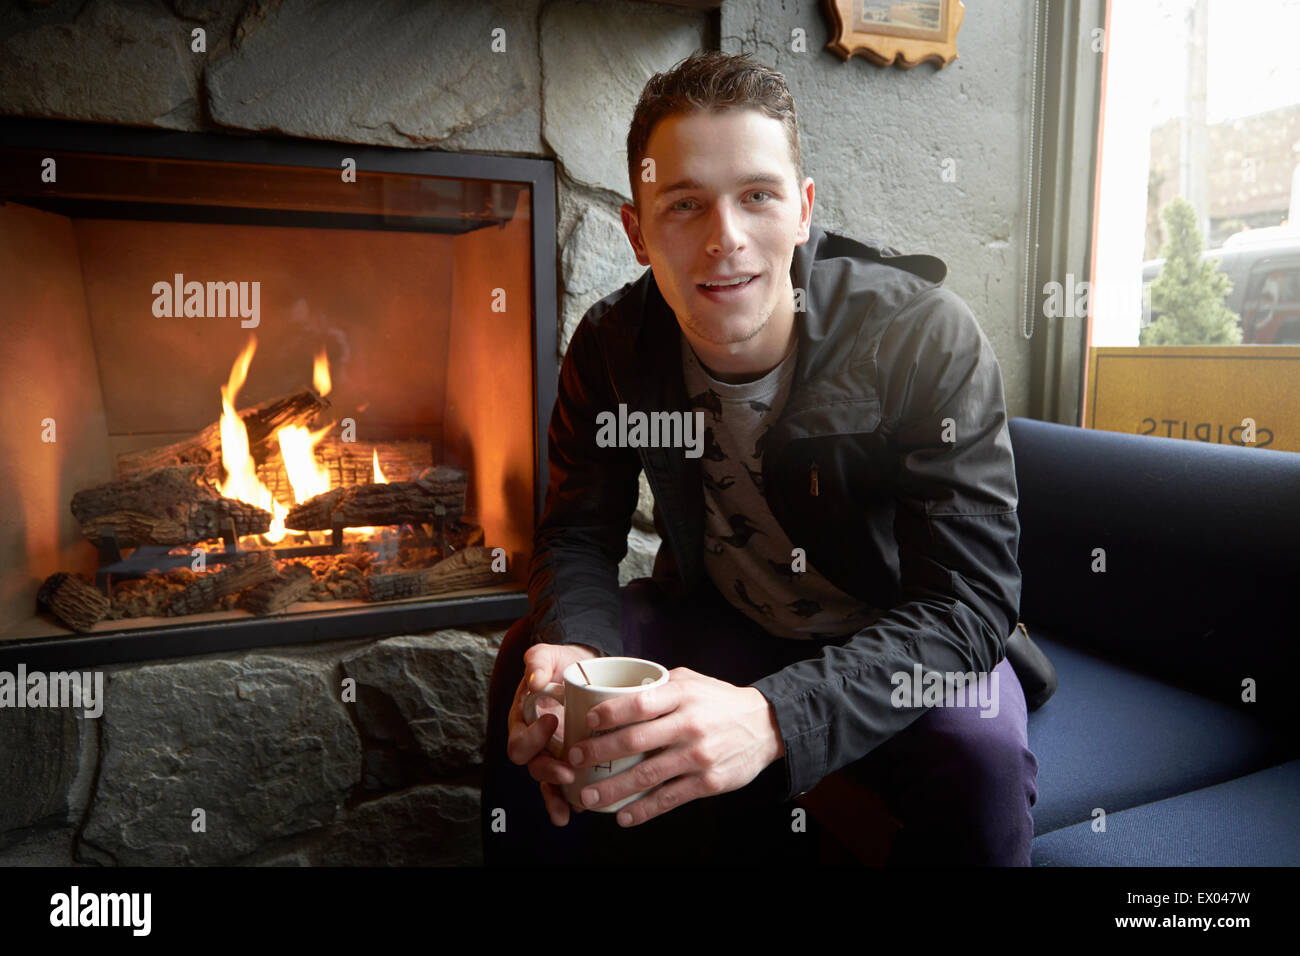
[[528, 223, 1021, 801]]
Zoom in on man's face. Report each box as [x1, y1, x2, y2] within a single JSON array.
[[621, 108, 813, 354]]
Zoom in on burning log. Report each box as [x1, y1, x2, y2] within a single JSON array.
[[37, 573, 111, 633], [285, 466, 467, 531], [71, 465, 272, 548], [115, 388, 330, 481], [242, 563, 314, 615], [259, 438, 433, 503], [365, 545, 497, 601], [167, 549, 277, 616]]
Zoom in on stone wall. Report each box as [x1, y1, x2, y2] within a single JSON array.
[[0, 0, 1035, 865], [0, 628, 503, 865]]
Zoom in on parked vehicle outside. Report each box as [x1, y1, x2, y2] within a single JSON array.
[[1142, 229, 1300, 344]]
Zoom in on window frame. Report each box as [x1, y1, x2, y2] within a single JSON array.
[[1026, 0, 1107, 426]]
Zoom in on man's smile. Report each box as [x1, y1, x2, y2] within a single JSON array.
[[697, 272, 761, 300]]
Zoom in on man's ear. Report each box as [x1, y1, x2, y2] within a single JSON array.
[[620, 202, 652, 267], [795, 177, 815, 245]]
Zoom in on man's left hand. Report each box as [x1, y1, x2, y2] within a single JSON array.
[[567, 667, 786, 826]]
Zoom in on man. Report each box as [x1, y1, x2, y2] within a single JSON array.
[[483, 51, 1038, 865]]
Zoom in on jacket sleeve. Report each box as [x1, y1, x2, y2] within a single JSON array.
[[528, 312, 643, 655], [750, 286, 1022, 799]]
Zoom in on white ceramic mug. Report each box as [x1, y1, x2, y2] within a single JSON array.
[[522, 656, 669, 813]]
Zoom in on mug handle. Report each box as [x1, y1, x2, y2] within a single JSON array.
[[522, 682, 566, 759]]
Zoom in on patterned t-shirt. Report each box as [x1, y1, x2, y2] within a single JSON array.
[[681, 335, 883, 640]]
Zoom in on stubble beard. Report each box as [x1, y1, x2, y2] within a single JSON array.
[[681, 295, 774, 348]]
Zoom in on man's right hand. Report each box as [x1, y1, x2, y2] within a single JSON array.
[[507, 641, 603, 827]]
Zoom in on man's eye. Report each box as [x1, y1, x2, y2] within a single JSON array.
[[670, 193, 769, 211]]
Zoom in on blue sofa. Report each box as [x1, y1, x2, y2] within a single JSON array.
[[1010, 417, 1300, 866]]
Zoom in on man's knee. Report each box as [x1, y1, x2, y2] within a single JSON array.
[[919, 706, 1038, 805], [904, 721, 1038, 864], [852, 687, 1037, 865], [905, 661, 1035, 795]]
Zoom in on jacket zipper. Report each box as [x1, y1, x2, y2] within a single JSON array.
[[809, 459, 819, 496]]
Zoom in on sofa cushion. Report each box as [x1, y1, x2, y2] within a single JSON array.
[[1026, 629, 1298, 836], [1030, 758, 1300, 866]]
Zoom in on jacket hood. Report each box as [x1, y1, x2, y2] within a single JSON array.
[[785, 223, 947, 391], [791, 223, 947, 294]]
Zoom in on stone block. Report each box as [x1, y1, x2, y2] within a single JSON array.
[[341, 629, 500, 774], [0, 0, 202, 128], [311, 784, 480, 866], [618, 526, 661, 586], [541, 0, 706, 197], [0, 703, 83, 841], [559, 203, 646, 359], [207, 0, 540, 150], [80, 652, 361, 865]]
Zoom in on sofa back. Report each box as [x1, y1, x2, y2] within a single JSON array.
[[1008, 417, 1300, 726]]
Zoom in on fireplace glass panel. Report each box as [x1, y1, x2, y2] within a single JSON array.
[[0, 138, 541, 650]]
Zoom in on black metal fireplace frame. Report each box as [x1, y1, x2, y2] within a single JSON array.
[[0, 117, 557, 671]]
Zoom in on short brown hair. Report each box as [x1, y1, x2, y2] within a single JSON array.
[[626, 51, 804, 211]]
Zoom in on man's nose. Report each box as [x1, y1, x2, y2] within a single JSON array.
[[705, 200, 744, 256]]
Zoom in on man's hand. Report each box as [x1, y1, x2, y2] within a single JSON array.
[[566, 666, 785, 827], [506, 641, 602, 827]]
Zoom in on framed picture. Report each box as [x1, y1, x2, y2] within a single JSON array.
[[824, 0, 964, 68]]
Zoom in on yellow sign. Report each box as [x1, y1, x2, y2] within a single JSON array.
[[1084, 346, 1300, 452]]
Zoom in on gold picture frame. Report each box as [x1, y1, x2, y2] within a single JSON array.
[[824, 0, 964, 69]]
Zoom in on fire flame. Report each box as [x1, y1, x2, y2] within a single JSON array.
[[313, 348, 331, 397], [219, 337, 287, 543], [220, 339, 348, 546], [278, 422, 333, 504], [217, 344, 410, 553]]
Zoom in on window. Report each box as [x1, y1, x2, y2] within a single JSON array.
[[1092, 0, 1300, 349]]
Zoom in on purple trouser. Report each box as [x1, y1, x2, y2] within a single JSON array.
[[482, 577, 1039, 866]]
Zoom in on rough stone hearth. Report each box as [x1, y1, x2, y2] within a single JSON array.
[[0, 628, 505, 866]]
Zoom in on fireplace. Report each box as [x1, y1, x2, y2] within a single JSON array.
[[0, 118, 556, 670]]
